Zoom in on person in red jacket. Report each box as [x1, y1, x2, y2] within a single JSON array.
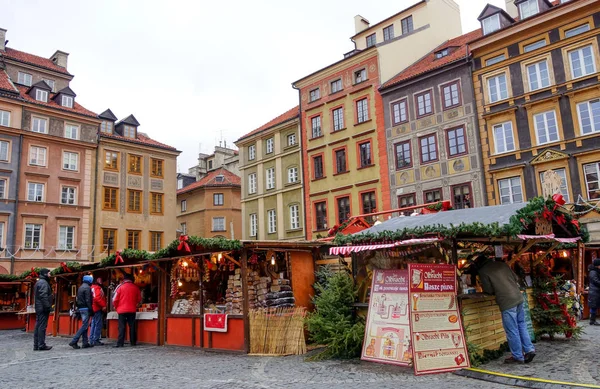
[[89, 277, 107, 346], [112, 273, 141, 347]]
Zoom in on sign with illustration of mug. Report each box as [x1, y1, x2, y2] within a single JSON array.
[[361, 269, 412, 366], [408, 263, 470, 375]]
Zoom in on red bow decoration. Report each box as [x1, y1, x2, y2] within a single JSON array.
[[572, 219, 580, 231], [114, 250, 124, 265], [60, 262, 73, 273], [552, 193, 566, 208], [178, 235, 191, 253], [556, 214, 566, 226], [29, 267, 39, 278], [542, 207, 554, 222]]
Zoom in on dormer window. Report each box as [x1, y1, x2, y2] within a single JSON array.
[[123, 125, 135, 138], [101, 121, 113, 134], [62, 95, 73, 108], [519, 0, 539, 19], [35, 89, 48, 103], [354, 69, 367, 84], [215, 175, 225, 183], [482, 14, 501, 35], [43, 79, 55, 92], [435, 48, 449, 59]]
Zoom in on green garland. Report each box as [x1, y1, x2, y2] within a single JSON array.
[[50, 261, 83, 276]]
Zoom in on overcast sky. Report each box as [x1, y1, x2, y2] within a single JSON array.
[[3, 0, 504, 172]]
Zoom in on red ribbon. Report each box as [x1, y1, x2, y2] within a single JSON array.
[[542, 207, 553, 222], [30, 267, 38, 278], [60, 262, 72, 273], [552, 193, 566, 208], [114, 250, 124, 265], [178, 235, 191, 253], [571, 219, 580, 231], [556, 214, 566, 226]]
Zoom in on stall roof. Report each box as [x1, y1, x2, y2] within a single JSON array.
[[242, 240, 324, 249]]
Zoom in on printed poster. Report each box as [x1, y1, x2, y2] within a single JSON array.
[[408, 263, 470, 375], [361, 269, 412, 366]]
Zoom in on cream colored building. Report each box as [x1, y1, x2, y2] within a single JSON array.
[[93, 109, 180, 257]]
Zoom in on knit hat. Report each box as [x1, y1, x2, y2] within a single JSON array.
[[39, 268, 50, 278], [593, 259, 600, 267], [82, 275, 93, 284]]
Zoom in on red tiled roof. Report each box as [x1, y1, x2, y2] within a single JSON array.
[[0, 70, 18, 93], [1, 48, 71, 75], [15, 85, 97, 118], [100, 132, 178, 152], [236, 106, 299, 142], [381, 29, 483, 89], [177, 167, 241, 195]]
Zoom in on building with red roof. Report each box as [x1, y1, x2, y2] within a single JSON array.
[[378, 28, 487, 213]]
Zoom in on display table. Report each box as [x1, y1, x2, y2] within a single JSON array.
[[106, 311, 158, 344]]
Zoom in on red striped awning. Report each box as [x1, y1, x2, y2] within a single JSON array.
[[329, 237, 441, 256], [516, 233, 581, 243]]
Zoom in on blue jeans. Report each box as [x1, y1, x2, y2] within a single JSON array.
[[71, 309, 90, 345], [89, 311, 103, 343], [501, 303, 535, 361]]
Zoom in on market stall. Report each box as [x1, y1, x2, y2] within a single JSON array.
[[0, 279, 31, 330]]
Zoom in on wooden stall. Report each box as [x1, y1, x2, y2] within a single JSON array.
[[0, 280, 31, 330]]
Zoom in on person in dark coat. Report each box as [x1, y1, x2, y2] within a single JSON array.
[[588, 259, 600, 325], [69, 275, 94, 349], [33, 268, 53, 351]]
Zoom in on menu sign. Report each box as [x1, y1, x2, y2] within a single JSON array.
[[361, 269, 412, 366], [408, 264, 470, 375]]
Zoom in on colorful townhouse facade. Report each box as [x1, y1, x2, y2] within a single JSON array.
[[176, 167, 241, 239], [379, 29, 487, 212], [235, 107, 304, 240], [292, 0, 462, 239], [470, 0, 600, 242]]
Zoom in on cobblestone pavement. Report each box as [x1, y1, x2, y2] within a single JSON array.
[[478, 321, 599, 386], [0, 330, 507, 389]]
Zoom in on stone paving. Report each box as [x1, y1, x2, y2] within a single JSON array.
[[0, 329, 506, 389]]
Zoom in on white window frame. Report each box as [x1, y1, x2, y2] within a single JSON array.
[[392, 100, 407, 125], [64, 124, 79, 140], [493, 122, 515, 154], [43, 79, 55, 92], [177, 178, 184, 190], [27, 182, 44, 202], [577, 99, 600, 135], [248, 145, 256, 160], [498, 177, 523, 204], [18, 72, 32, 86], [58, 226, 75, 250], [181, 199, 187, 212], [565, 24, 590, 39], [357, 98, 369, 123], [248, 173, 257, 194], [61, 186, 77, 205], [249, 213, 257, 237], [0, 140, 9, 162], [266, 167, 275, 190], [290, 204, 300, 230], [527, 60, 550, 91], [331, 79, 342, 93], [101, 121, 113, 134], [267, 209, 276, 234], [309, 88, 320, 102], [333, 107, 344, 131], [212, 217, 225, 232], [540, 168, 570, 202], [24, 224, 42, 249], [35, 89, 48, 103], [416, 91, 432, 116], [584, 162, 600, 200], [569, 45, 596, 79], [0, 110, 10, 127], [519, 0, 539, 19], [487, 73, 508, 103], [482, 14, 500, 35], [0, 179, 6, 199], [62, 151, 79, 171], [32, 117, 48, 134], [287, 133, 296, 146], [311, 116, 322, 138], [442, 82, 460, 108], [533, 110, 559, 145], [124, 125, 136, 138], [354, 69, 366, 84], [29, 146, 47, 166], [266, 138, 274, 154], [287, 166, 298, 183], [62, 95, 73, 108]]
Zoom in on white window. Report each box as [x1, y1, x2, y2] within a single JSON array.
[[527, 60, 550, 91], [212, 217, 225, 232], [569, 45, 596, 79], [248, 145, 256, 160], [0, 110, 10, 127], [0, 223, 4, 248], [43, 79, 55, 92], [63, 152, 78, 171], [287, 133, 296, 146], [482, 14, 500, 35], [392, 100, 407, 125], [32, 117, 47, 134], [519, 0, 539, 19], [577, 99, 600, 135], [416, 91, 433, 116], [181, 199, 187, 212], [523, 39, 546, 53], [331, 79, 342, 93], [311, 116, 322, 138], [62, 95, 73, 108], [24, 224, 42, 248], [58, 226, 75, 250], [27, 183, 44, 202], [442, 82, 460, 108], [498, 177, 523, 204], [493, 122, 515, 154], [486, 54, 506, 66], [177, 178, 184, 190], [18, 72, 32, 86], [248, 173, 257, 194], [0, 179, 6, 199], [35, 89, 48, 103], [0, 141, 9, 161], [357, 98, 369, 123], [266, 167, 275, 189], [487, 73, 508, 103], [354, 69, 366, 84], [65, 124, 78, 140], [124, 125, 135, 138], [290, 204, 300, 230], [565, 24, 590, 38], [100, 121, 113, 134], [288, 167, 298, 183], [180, 223, 187, 235], [540, 169, 570, 202], [333, 107, 344, 131], [584, 162, 600, 200], [266, 138, 274, 154], [309, 88, 320, 102], [61, 186, 76, 205], [534, 111, 559, 145], [249, 213, 257, 237], [29, 146, 47, 166], [267, 209, 276, 234]]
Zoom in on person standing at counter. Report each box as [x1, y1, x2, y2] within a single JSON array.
[[33, 268, 53, 351], [587, 259, 600, 325], [90, 277, 107, 346], [112, 273, 141, 348], [69, 275, 94, 349], [476, 255, 535, 364]]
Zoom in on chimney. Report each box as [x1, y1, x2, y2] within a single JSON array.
[[0, 28, 6, 52], [354, 15, 370, 34], [50, 50, 69, 69], [505, 0, 519, 19]]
